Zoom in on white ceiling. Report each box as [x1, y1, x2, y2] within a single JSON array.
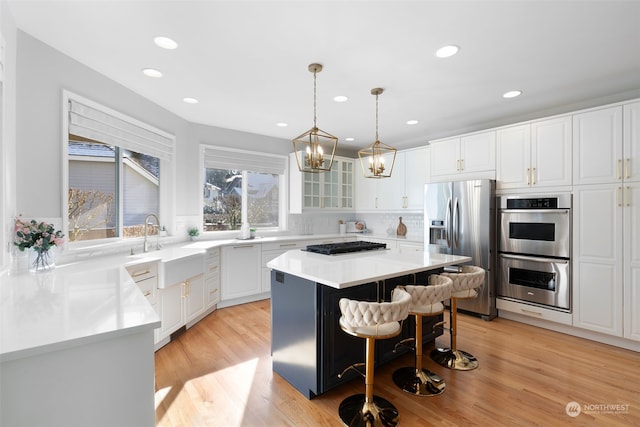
[[7, 0, 640, 152]]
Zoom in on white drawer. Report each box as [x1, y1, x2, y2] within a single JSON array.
[[136, 275, 157, 305], [126, 262, 158, 283], [497, 297, 572, 325]]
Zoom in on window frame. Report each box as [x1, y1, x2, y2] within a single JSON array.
[[199, 144, 288, 237], [62, 90, 175, 249]]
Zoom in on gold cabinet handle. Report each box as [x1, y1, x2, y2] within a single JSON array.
[[617, 187, 623, 207], [143, 290, 152, 297], [131, 269, 151, 278], [626, 186, 631, 207], [526, 168, 530, 186], [531, 167, 536, 185], [617, 159, 622, 180], [625, 158, 631, 179], [460, 158, 464, 171]]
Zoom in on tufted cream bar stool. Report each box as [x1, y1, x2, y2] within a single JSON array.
[[337, 288, 411, 427], [392, 275, 453, 396], [431, 265, 485, 371]]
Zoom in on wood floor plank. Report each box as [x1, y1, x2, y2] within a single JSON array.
[[155, 299, 639, 426]]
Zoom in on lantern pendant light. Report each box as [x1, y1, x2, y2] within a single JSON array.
[[292, 63, 338, 173], [358, 88, 397, 178]]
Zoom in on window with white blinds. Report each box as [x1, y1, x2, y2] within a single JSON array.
[[68, 98, 174, 161], [203, 146, 286, 175]]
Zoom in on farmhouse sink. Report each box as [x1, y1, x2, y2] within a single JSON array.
[[130, 247, 205, 288]]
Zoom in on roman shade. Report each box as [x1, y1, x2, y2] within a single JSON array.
[[203, 146, 287, 175], [68, 99, 174, 160]]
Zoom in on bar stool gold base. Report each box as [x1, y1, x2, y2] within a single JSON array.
[[338, 394, 399, 427], [392, 367, 446, 396], [430, 348, 478, 371]]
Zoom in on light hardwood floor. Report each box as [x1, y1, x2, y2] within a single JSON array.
[[154, 299, 639, 426]]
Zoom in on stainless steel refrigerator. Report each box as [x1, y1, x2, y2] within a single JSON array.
[[424, 179, 497, 319]]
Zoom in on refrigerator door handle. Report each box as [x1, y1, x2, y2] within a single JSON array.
[[445, 197, 452, 248], [453, 197, 460, 249]]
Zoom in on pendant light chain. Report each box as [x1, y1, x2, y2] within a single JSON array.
[[375, 91, 379, 142], [313, 68, 318, 128]]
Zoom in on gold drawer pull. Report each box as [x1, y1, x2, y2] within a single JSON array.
[[131, 269, 151, 278], [521, 308, 543, 316], [143, 290, 152, 297]]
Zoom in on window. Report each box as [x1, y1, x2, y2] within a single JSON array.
[[64, 92, 174, 243], [202, 146, 287, 232]]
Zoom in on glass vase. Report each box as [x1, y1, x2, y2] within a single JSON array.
[[28, 248, 55, 273]]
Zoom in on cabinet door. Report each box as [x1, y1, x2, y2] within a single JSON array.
[[322, 160, 340, 208], [354, 168, 378, 210], [573, 106, 623, 185], [623, 101, 640, 183], [186, 274, 206, 323], [496, 124, 531, 189], [404, 147, 429, 210], [460, 131, 495, 174], [430, 138, 460, 177], [624, 183, 640, 340], [377, 152, 405, 210], [158, 283, 184, 340], [573, 185, 623, 336], [221, 244, 261, 300], [340, 159, 354, 209], [531, 116, 572, 187], [303, 172, 321, 208]]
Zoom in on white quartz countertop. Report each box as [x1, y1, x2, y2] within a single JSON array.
[[0, 259, 160, 362], [266, 248, 471, 289]]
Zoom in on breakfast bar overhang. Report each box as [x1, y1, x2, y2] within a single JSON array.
[[267, 248, 471, 398]]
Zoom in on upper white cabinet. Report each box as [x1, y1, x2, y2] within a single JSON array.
[[430, 131, 495, 181], [573, 106, 623, 185], [496, 116, 572, 190], [573, 101, 640, 341], [356, 147, 429, 211], [290, 154, 354, 212]]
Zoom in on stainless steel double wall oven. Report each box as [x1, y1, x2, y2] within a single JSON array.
[[498, 194, 572, 312]]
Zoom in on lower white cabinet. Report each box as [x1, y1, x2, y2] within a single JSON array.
[[221, 243, 262, 301], [573, 183, 640, 340], [157, 273, 206, 341], [205, 247, 221, 307], [398, 241, 423, 253]]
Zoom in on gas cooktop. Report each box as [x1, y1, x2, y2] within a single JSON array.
[[305, 241, 387, 255]]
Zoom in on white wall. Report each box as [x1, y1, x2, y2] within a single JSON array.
[[1, 2, 17, 271]]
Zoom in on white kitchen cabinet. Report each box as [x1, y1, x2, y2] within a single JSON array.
[[290, 154, 355, 212], [221, 243, 262, 302], [497, 116, 571, 190], [397, 241, 423, 253], [357, 147, 429, 211], [126, 262, 160, 343], [430, 131, 495, 180], [573, 184, 623, 336], [573, 106, 623, 185], [185, 274, 206, 323], [157, 272, 206, 341], [205, 247, 221, 308], [624, 183, 640, 340]]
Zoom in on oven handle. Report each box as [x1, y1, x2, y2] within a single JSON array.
[[499, 253, 569, 264], [500, 209, 570, 215]]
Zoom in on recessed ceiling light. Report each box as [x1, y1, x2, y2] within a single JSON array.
[[406, 120, 419, 125], [503, 90, 523, 99], [435, 45, 459, 58], [142, 68, 162, 78], [345, 137, 355, 142], [333, 95, 349, 103], [183, 97, 199, 104], [154, 36, 178, 50], [276, 122, 288, 127]]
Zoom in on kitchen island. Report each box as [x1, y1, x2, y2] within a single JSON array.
[[266, 248, 471, 398]]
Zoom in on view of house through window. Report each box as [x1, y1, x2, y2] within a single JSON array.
[[203, 168, 279, 231], [68, 137, 160, 241]]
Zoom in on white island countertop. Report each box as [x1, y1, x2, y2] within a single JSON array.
[[0, 259, 161, 362], [266, 248, 471, 289]]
